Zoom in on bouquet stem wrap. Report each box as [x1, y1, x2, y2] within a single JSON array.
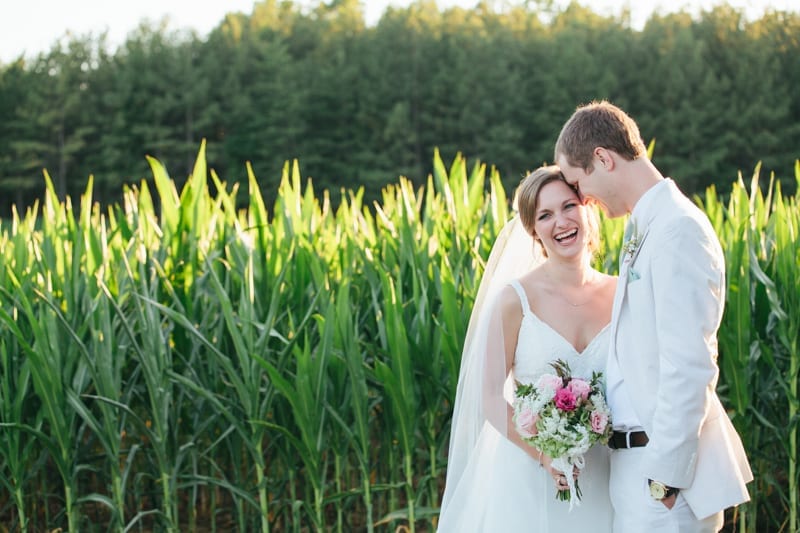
[[551, 454, 586, 510]]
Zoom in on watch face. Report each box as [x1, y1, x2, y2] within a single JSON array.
[[649, 481, 666, 500]]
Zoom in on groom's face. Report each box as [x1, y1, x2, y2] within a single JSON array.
[[557, 154, 625, 218]]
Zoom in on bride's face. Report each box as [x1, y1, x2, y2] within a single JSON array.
[[533, 180, 589, 260]]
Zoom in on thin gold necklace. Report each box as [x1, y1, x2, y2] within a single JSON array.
[[555, 290, 594, 307], [548, 273, 600, 307]]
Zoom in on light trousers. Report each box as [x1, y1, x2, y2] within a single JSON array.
[[609, 447, 723, 533]]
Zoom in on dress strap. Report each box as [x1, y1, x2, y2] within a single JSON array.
[[509, 279, 532, 317]]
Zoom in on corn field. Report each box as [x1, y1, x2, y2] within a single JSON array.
[[0, 143, 797, 532]]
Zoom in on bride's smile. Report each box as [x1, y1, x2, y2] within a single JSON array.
[[533, 179, 589, 259], [554, 228, 578, 244]]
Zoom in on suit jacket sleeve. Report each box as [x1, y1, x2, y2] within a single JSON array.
[[642, 215, 726, 488]]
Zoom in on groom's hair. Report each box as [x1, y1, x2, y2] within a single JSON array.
[[515, 166, 599, 258], [554, 100, 647, 172]]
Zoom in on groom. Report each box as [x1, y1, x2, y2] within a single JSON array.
[[554, 101, 753, 532]]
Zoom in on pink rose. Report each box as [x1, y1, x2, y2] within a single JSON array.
[[535, 374, 563, 399], [567, 378, 591, 401], [515, 407, 539, 439], [591, 411, 609, 434], [554, 388, 577, 411]]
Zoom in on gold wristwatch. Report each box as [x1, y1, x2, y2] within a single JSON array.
[[648, 479, 679, 501]]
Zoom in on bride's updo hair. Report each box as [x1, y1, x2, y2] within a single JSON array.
[[514, 165, 599, 257]]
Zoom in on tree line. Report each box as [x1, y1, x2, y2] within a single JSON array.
[[0, 0, 798, 217]]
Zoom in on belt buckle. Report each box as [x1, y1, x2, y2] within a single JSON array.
[[625, 431, 632, 449]]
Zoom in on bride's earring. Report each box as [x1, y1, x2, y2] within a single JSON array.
[[533, 234, 546, 258]]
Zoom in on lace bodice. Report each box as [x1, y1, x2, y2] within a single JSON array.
[[509, 280, 610, 384]]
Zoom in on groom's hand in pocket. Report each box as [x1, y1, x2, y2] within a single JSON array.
[[661, 493, 677, 510]]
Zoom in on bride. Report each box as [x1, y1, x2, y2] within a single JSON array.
[[437, 166, 617, 531]]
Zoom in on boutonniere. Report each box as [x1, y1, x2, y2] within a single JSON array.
[[621, 222, 641, 265]]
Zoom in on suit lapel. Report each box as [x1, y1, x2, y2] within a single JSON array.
[[609, 234, 633, 359], [608, 180, 674, 361]]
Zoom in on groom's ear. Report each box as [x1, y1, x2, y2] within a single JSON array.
[[593, 147, 617, 171]]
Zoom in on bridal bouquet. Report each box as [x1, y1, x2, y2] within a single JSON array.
[[512, 359, 612, 508]]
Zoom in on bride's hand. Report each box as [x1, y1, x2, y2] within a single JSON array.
[[541, 455, 579, 490]]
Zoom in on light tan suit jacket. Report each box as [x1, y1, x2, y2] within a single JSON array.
[[610, 179, 753, 520]]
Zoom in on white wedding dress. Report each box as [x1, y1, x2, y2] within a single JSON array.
[[437, 279, 614, 531]]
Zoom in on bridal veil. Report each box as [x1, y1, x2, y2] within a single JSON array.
[[440, 214, 544, 514]]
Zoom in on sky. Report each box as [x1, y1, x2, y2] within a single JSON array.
[[1, 0, 796, 64]]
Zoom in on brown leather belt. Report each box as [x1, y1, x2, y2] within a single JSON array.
[[608, 430, 649, 449]]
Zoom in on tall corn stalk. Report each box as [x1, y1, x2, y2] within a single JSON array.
[[704, 164, 800, 532], [768, 166, 799, 532], [0, 326, 36, 532], [372, 269, 420, 532], [0, 205, 39, 531], [702, 173, 763, 531], [0, 171, 110, 532], [326, 277, 376, 532]]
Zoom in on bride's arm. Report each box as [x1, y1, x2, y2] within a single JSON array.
[[498, 288, 571, 480], [498, 288, 547, 466]]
